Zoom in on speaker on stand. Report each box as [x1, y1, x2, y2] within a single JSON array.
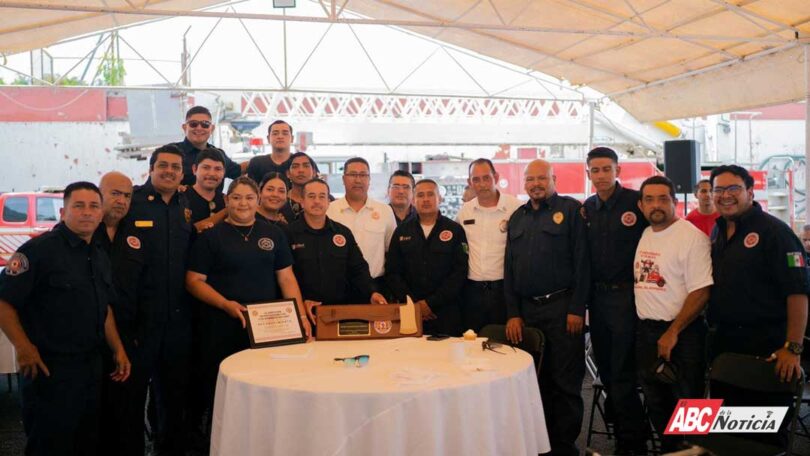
[[664, 140, 700, 217]]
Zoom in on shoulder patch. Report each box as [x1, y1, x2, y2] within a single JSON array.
[[5, 252, 29, 276], [787, 251, 805, 268]]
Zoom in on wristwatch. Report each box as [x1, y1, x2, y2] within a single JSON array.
[[784, 341, 804, 355]]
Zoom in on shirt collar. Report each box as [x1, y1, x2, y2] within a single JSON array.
[[594, 183, 623, 210], [714, 201, 762, 232], [55, 222, 89, 248], [336, 197, 373, 212], [141, 181, 180, 204], [181, 137, 212, 153], [523, 192, 559, 212], [472, 191, 510, 212]]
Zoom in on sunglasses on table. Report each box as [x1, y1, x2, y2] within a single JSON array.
[[334, 355, 370, 367], [481, 340, 516, 355], [186, 120, 212, 129]]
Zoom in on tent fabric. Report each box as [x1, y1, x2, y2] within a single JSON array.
[[2, 0, 810, 121]]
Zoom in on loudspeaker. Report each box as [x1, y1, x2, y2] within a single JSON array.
[[664, 140, 700, 193]]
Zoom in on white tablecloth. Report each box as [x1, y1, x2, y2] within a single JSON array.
[[0, 331, 17, 374], [211, 337, 549, 456]]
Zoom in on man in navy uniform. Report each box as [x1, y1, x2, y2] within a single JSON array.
[[0, 181, 130, 455]]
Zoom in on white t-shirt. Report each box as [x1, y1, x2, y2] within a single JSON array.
[[633, 218, 713, 321], [420, 222, 434, 239], [326, 197, 396, 278], [456, 192, 522, 281]]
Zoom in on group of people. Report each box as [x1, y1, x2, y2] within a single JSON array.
[[0, 105, 806, 456]]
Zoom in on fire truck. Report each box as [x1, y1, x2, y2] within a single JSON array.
[[0, 191, 63, 267]]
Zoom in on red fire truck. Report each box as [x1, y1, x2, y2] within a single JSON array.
[[0, 192, 63, 267]]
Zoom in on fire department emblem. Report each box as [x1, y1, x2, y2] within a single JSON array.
[[553, 212, 564, 224], [439, 230, 453, 242], [258, 237, 275, 251], [621, 211, 637, 227], [333, 234, 346, 247], [126, 236, 141, 250], [4, 252, 29, 276], [744, 232, 759, 248], [184, 208, 192, 223], [374, 320, 393, 335], [371, 211, 380, 220]]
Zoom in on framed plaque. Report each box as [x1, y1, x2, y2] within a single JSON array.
[[243, 299, 306, 348]]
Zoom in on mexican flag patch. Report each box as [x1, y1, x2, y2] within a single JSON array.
[[787, 252, 806, 268]]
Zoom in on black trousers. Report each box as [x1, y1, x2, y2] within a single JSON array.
[[522, 294, 585, 456], [636, 318, 706, 452], [21, 352, 102, 456], [99, 334, 148, 456], [589, 288, 647, 448], [462, 279, 506, 332]]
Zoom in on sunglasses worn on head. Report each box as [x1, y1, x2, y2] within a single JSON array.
[[334, 355, 370, 367], [187, 120, 212, 129]]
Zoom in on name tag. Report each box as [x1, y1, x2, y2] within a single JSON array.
[[463, 219, 475, 225], [135, 220, 154, 228]]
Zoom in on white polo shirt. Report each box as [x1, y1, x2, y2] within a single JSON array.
[[326, 197, 396, 278], [634, 218, 713, 321], [456, 192, 522, 282]]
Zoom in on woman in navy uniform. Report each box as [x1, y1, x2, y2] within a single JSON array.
[[185, 176, 310, 439], [256, 172, 295, 226]]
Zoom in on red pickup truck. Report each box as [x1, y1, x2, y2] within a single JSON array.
[[0, 192, 63, 267]]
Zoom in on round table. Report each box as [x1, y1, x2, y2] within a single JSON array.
[[0, 331, 17, 374], [211, 337, 550, 456]]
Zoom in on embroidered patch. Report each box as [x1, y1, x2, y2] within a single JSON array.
[[126, 236, 141, 250], [258, 237, 275, 251], [134, 220, 153, 228], [374, 320, 392, 335], [184, 208, 192, 223], [4, 252, 29, 276], [621, 211, 637, 227], [291, 243, 305, 250], [399, 236, 412, 242], [462, 242, 469, 254], [333, 234, 346, 247], [744, 232, 759, 248], [371, 211, 380, 220], [787, 251, 805, 268], [439, 230, 453, 242], [553, 211, 564, 225], [499, 219, 508, 233], [147, 195, 155, 201]]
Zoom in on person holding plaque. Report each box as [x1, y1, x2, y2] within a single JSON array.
[[185, 176, 310, 441], [286, 178, 387, 322]]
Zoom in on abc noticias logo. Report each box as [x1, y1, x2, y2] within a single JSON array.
[[665, 399, 788, 435]]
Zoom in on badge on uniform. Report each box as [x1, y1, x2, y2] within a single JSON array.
[[184, 208, 192, 223], [147, 195, 155, 201], [499, 219, 508, 233], [134, 220, 154, 228], [787, 251, 805, 268], [439, 230, 453, 242], [553, 212, 564, 224], [4, 252, 29, 276], [126, 236, 141, 250], [621, 211, 637, 227], [371, 212, 380, 220], [258, 237, 275, 251], [333, 234, 346, 247], [744, 232, 759, 248]]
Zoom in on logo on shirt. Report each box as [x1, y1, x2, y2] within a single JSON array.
[[4, 252, 29, 276], [553, 211, 564, 225], [634, 257, 667, 288], [399, 236, 412, 242], [373, 320, 393, 335], [439, 230, 453, 242], [291, 243, 305, 250], [258, 237, 275, 251], [184, 208, 192, 223], [126, 236, 141, 250], [621, 211, 637, 227], [333, 234, 346, 247], [744, 232, 759, 248], [147, 195, 155, 202], [371, 211, 380, 220], [499, 219, 508, 233]]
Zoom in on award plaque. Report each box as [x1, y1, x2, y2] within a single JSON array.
[[243, 299, 307, 348]]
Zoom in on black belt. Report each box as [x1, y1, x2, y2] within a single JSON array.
[[593, 281, 633, 293], [467, 279, 503, 290], [530, 288, 570, 304]]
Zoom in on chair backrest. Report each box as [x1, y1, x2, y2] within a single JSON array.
[[480, 324, 545, 374], [710, 352, 804, 395]]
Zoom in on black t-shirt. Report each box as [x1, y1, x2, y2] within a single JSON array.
[[185, 186, 226, 224], [188, 219, 293, 304], [246, 154, 293, 184]]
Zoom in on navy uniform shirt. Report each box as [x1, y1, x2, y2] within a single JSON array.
[[385, 215, 468, 309], [256, 203, 296, 227], [391, 204, 417, 227], [127, 182, 193, 324], [188, 219, 293, 304], [286, 217, 374, 304], [246, 155, 293, 184], [0, 222, 113, 355], [167, 139, 241, 187], [93, 222, 150, 340], [583, 184, 648, 284], [709, 201, 810, 327], [504, 193, 591, 318], [185, 186, 225, 225]]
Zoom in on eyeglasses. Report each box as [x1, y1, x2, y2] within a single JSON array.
[[345, 173, 370, 180], [186, 120, 212, 129], [482, 340, 515, 354], [711, 185, 743, 196], [389, 184, 412, 191], [334, 355, 370, 367]]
